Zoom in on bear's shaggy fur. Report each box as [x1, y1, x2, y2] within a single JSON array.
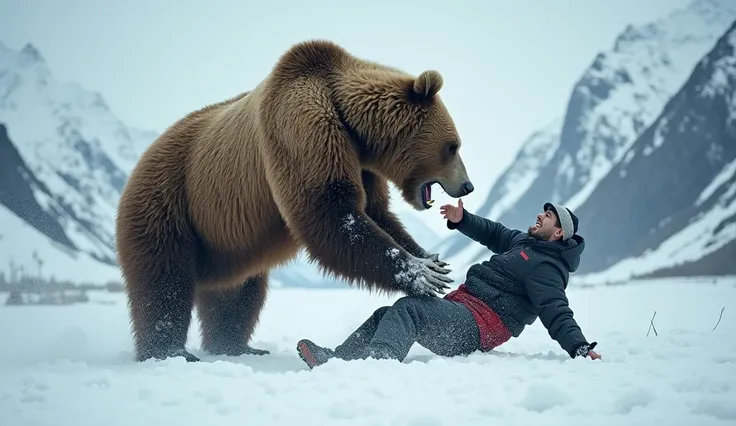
[[116, 39, 475, 362]]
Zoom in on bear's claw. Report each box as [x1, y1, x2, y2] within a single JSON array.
[[208, 344, 270, 357], [242, 345, 270, 356], [425, 252, 449, 268], [150, 348, 200, 363], [401, 255, 454, 297]]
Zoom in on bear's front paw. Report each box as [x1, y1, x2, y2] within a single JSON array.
[[401, 256, 454, 297]]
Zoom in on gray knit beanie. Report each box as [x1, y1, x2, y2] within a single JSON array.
[[543, 202, 579, 241]]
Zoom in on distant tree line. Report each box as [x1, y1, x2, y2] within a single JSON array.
[[0, 256, 124, 293]]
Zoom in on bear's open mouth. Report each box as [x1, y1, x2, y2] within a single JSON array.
[[420, 181, 437, 209]]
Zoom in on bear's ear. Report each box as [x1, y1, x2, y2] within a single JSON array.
[[412, 70, 443, 99]]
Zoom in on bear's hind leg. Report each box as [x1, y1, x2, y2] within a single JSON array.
[[127, 264, 199, 362], [196, 273, 270, 357]]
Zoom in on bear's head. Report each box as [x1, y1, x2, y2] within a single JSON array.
[[338, 68, 474, 211]]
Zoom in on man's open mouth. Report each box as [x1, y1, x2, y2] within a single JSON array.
[[421, 181, 437, 208]]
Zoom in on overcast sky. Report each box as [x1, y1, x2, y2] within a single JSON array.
[[0, 0, 692, 229]]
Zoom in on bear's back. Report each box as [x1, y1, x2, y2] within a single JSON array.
[[184, 87, 281, 251]]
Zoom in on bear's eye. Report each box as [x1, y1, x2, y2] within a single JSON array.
[[446, 142, 459, 156]]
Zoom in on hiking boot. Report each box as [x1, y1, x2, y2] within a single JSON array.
[[296, 339, 335, 369]]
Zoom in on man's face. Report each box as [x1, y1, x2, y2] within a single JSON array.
[[528, 208, 563, 241]]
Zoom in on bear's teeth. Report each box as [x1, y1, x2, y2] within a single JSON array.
[[427, 199, 434, 205]]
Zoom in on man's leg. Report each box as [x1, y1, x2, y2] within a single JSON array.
[[362, 295, 480, 361], [333, 306, 390, 360], [297, 296, 480, 368], [296, 305, 391, 368]]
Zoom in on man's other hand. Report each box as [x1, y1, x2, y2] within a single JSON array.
[[440, 199, 464, 223], [574, 342, 602, 360]]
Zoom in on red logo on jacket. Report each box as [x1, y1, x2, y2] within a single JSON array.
[[520, 250, 529, 261]]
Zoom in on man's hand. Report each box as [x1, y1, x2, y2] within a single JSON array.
[[573, 341, 602, 360], [440, 199, 464, 223]]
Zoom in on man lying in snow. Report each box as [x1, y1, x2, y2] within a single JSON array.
[[296, 199, 602, 368]]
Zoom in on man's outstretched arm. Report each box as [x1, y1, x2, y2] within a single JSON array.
[[447, 208, 524, 255], [524, 266, 597, 358]]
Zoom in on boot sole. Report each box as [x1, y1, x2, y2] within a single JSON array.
[[297, 340, 318, 369]]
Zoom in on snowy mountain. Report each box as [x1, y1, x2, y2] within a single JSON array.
[[0, 40, 440, 287], [573, 19, 736, 282], [0, 41, 156, 283], [433, 0, 736, 281]]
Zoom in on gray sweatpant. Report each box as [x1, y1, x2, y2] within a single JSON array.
[[333, 295, 481, 362]]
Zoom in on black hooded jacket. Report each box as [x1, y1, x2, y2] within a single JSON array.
[[447, 209, 590, 357]]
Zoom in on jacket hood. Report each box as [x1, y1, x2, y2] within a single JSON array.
[[533, 234, 585, 273]]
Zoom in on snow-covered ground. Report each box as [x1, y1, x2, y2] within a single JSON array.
[[1, 277, 735, 425]]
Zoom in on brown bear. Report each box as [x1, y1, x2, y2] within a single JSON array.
[[115, 39, 475, 363]]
